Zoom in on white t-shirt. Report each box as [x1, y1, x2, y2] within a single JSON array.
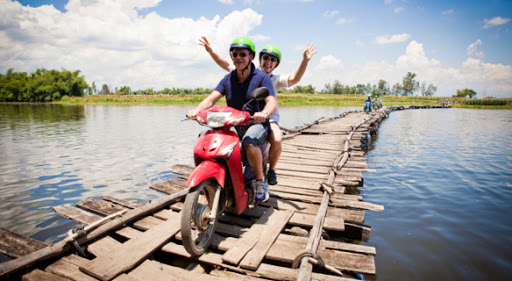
[[268, 73, 290, 123], [229, 66, 290, 123]]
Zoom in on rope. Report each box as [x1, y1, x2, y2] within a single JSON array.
[[67, 224, 87, 257], [292, 251, 325, 269]]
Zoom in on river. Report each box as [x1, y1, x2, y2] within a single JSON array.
[[0, 104, 511, 280]]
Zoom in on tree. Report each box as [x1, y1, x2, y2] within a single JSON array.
[[392, 83, 403, 96], [420, 82, 437, 96], [377, 79, 390, 95], [117, 86, 131, 95], [455, 88, 477, 98], [402, 72, 419, 96], [99, 84, 111, 95]]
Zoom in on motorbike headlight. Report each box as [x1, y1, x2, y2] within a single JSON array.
[[206, 111, 232, 128]]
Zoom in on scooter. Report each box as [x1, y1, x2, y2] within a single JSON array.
[[364, 100, 372, 113], [180, 87, 269, 257]]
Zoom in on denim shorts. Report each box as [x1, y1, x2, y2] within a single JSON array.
[[236, 123, 270, 148]]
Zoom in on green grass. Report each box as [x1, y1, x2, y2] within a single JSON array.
[[56, 93, 512, 109]]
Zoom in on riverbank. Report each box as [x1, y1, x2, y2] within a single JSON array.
[[55, 93, 512, 109]]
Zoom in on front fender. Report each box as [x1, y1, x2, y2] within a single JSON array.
[[186, 160, 226, 188]]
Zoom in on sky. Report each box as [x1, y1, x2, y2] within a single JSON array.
[[1, 0, 511, 98]]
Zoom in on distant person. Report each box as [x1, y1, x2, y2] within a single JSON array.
[[364, 94, 372, 113], [199, 36, 317, 185]]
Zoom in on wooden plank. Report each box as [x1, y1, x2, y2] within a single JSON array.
[[79, 213, 182, 281], [0, 227, 47, 259], [22, 269, 69, 281], [76, 198, 126, 216], [318, 250, 376, 274], [170, 164, 194, 176], [261, 197, 365, 224], [150, 178, 187, 195], [128, 259, 226, 281], [289, 212, 344, 232], [45, 255, 98, 281], [276, 162, 330, 174], [162, 242, 352, 281], [103, 197, 143, 209], [222, 207, 277, 265], [87, 235, 122, 257], [320, 239, 376, 255], [210, 269, 263, 280], [53, 204, 101, 225], [239, 209, 294, 270]]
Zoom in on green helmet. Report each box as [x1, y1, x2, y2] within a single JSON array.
[[260, 45, 282, 64], [230, 37, 256, 55]]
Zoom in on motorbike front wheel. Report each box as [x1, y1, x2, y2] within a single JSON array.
[[181, 179, 220, 256]]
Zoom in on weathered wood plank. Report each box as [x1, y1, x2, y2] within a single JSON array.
[[79, 213, 182, 281], [53, 204, 101, 225], [45, 255, 98, 281], [150, 178, 187, 195], [76, 198, 126, 216], [222, 207, 277, 265], [162, 242, 352, 281], [261, 197, 365, 224], [170, 164, 194, 176], [0, 227, 47, 259], [103, 197, 143, 209], [22, 269, 69, 281], [87, 235, 121, 257], [239, 209, 294, 270], [128, 259, 227, 281]]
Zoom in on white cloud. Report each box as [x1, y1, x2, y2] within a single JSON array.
[[384, 0, 393, 4], [441, 9, 454, 16], [323, 10, 339, 17], [0, 1, 263, 89], [483, 16, 511, 29], [375, 33, 411, 44], [315, 55, 342, 71], [466, 39, 484, 59], [336, 18, 347, 24], [218, 0, 235, 4], [308, 40, 512, 97], [394, 7, 404, 13]]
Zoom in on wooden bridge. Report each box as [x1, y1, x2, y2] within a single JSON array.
[[0, 108, 392, 281]]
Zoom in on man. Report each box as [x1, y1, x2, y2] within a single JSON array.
[[187, 37, 277, 202], [199, 36, 317, 186]]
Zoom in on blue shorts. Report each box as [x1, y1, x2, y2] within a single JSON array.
[[236, 124, 270, 148]]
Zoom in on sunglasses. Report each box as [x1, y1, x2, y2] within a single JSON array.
[[231, 51, 250, 58], [262, 54, 278, 63]]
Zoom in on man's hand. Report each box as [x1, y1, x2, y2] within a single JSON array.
[[199, 36, 212, 54], [303, 42, 317, 61], [186, 109, 199, 119], [252, 111, 269, 123]]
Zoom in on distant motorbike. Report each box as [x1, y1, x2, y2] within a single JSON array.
[[364, 100, 372, 113], [181, 87, 270, 257]]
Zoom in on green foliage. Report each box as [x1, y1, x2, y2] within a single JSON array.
[[455, 88, 477, 98], [280, 84, 316, 94], [402, 72, 419, 96], [420, 82, 437, 96], [0, 68, 88, 102], [464, 99, 506, 106]]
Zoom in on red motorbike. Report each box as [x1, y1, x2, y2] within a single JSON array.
[[181, 87, 270, 256]]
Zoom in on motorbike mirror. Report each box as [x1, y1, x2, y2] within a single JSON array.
[[242, 87, 269, 111], [251, 87, 269, 100]]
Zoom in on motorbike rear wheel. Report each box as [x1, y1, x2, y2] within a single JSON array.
[[181, 179, 220, 256]]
